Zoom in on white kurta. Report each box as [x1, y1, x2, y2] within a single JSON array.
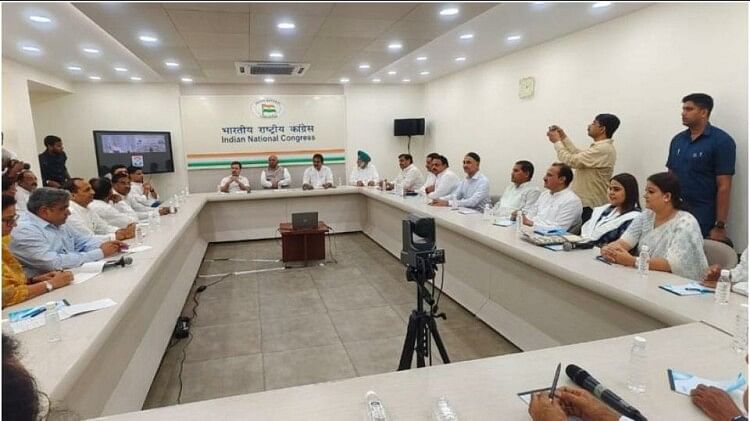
[[302, 166, 334, 188], [392, 164, 424, 191], [525, 188, 583, 230], [349, 164, 379, 185], [218, 175, 250, 193], [89, 199, 137, 229], [427, 169, 461, 199], [67, 200, 118, 241]]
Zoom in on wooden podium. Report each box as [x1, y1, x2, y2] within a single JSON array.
[[279, 222, 330, 264]]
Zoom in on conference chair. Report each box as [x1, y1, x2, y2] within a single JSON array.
[[703, 239, 739, 269]]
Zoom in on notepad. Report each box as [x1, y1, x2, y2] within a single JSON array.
[[9, 298, 117, 334], [493, 219, 514, 227], [71, 260, 107, 285], [457, 207, 481, 215], [668, 369, 746, 395], [659, 282, 715, 296], [125, 245, 152, 254]]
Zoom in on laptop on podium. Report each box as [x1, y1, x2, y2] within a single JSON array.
[[291, 212, 318, 230]]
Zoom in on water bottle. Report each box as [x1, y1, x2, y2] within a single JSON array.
[[627, 336, 647, 393], [185, 185, 190, 196], [733, 304, 748, 353], [636, 245, 650, 278], [433, 397, 458, 421], [173, 194, 180, 208], [516, 211, 524, 237], [45, 301, 62, 343], [135, 224, 144, 245], [365, 391, 388, 421], [396, 182, 404, 197], [483, 204, 491, 221], [715, 269, 731, 305], [152, 210, 161, 228], [337, 177, 342, 187]]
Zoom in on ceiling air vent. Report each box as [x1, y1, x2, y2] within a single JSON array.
[[235, 62, 309, 76]]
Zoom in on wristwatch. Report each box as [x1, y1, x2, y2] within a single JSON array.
[[44, 281, 53, 292], [730, 416, 747, 421], [714, 221, 726, 229]]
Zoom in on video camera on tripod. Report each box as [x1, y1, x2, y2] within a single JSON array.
[[400, 214, 446, 282], [398, 214, 449, 370]]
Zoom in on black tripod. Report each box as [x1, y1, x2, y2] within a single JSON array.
[[398, 262, 450, 370]]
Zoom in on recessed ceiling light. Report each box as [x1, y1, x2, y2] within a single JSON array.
[[114, 67, 128, 72], [459, 33, 474, 40], [420, 71, 430, 76], [387, 71, 397, 75], [29, 16, 52, 23], [139, 35, 158, 43], [130, 76, 142, 81], [592, 2, 611, 8], [264, 78, 275, 83], [269, 52, 284, 58], [340, 78, 350, 83], [372, 78, 381, 83], [21, 46, 41, 53], [358, 64, 370, 70], [67, 65, 82, 71], [277, 22, 295, 30], [454, 56, 466, 62], [506, 35, 522, 41], [83, 48, 100, 54], [402, 79, 411, 83], [88, 76, 101, 81], [440, 7, 459, 16], [416, 56, 428, 61], [181, 77, 193, 83], [165, 61, 180, 67], [388, 42, 403, 50]]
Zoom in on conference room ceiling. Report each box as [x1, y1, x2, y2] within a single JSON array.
[[3, 2, 651, 85]]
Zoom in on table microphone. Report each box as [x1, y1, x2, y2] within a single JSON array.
[[103, 256, 133, 270], [566, 364, 648, 421]]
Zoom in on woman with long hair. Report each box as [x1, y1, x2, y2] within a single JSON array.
[[581, 173, 641, 246]]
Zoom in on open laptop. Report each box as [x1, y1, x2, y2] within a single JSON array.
[[291, 212, 318, 230]]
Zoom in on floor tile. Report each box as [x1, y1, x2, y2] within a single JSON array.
[[329, 306, 406, 342], [263, 344, 356, 391], [343, 336, 404, 376], [181, 354, 264, 403], [186, 320, 261, 362], [259, 289, 327, 320], [261, 313, 340, 353]]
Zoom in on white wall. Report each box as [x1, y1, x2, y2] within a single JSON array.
[[2, 59, 73, 173], [423, 3, 748, 250], [344, 84, 426, 182], [30, 82, 187, 199]]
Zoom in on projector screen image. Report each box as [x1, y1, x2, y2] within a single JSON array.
[[93, 131, 175, 176], [394, 118, 425, 137]]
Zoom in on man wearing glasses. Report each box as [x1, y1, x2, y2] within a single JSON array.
[[546, 114, 620, 223], [2, 195, 73, 308]]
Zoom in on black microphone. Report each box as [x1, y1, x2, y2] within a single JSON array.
[[562, 241, 596, 251], [103, 256, 133, 270], [566, 364, 648, 421]]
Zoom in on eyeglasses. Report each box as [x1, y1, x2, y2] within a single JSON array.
[[2, 214, 19, 224]]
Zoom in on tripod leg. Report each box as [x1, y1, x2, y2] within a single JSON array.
[[398, 311, 418, 371], [415, 314, 427, 368], [428, 317, 450, 364]]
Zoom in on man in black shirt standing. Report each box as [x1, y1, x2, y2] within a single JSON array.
[[38, 135, 70, 188]]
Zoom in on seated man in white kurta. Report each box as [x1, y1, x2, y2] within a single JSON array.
[[218, 161, 250, 193], [386, 153, 424, 192], [302, 153, 334, 190], [348, 150, 379, 187]]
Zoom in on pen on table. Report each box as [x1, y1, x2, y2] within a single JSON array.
[[549, 362, 561, 401], [685, 287, 714, 293]]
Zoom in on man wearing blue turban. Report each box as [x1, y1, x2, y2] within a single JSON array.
[[349, 150, 379, 187]]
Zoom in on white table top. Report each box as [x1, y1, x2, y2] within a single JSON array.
[[95, 322, 747, 421], [3, 187, 745, 417]]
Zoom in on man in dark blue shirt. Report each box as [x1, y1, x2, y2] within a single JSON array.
[[666, 93, 736, 243], [38, 135, 70, 188]]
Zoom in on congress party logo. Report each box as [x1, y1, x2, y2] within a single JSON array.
[[252, 99, 283, 119]]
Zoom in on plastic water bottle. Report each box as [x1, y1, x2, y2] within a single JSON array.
[[483, 204, 491, 221], [135, 225, 144, 245], [733, 304, 748, 353], [152, 210, 161, 228], [433, 397, 458, 421], [185, 185, 190, 196], [516, 211, 524, 237], [45, 301, 62, 343], [173, 194, 180, 208], [396, 182, 404, 197], [636, 245, 650, 278], [715, 269, 731, 305], [627, 336, 647, 393], [365, 391, 388, 421]]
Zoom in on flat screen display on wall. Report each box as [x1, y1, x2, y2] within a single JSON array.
[[93, 130, 175, 176]]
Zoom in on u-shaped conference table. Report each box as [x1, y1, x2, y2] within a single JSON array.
[[3, 186, 746, 420]]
